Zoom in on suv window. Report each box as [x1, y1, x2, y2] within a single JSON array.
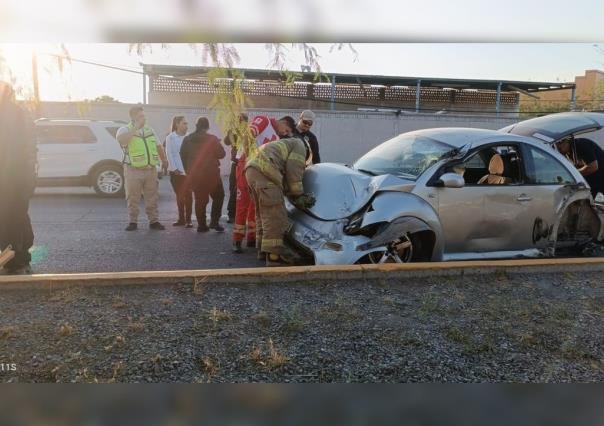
[[524, 145, 576, 185], [105, 126, 120, 138], [36, 125, 97, 144]]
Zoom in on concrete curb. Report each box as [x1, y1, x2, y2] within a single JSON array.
[[1, 257, 604, 290]]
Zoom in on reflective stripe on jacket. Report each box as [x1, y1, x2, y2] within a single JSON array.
[[127, 124, 159, 168], [245, 137, 306, 197]]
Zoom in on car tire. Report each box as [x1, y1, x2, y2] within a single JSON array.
[[92, 164, 125, 197]]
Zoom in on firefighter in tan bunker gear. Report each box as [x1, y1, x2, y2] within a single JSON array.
[[245, 137, 315, 266]]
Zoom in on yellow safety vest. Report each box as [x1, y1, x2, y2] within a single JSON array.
[[127, 124, 159, 168]]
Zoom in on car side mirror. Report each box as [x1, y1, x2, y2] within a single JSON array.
[[437, 172, 465, 188]]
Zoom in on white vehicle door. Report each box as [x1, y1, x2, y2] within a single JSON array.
[[36, 124, 99, 178]]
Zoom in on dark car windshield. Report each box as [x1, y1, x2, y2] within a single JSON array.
[[353, 133, 454, 179]]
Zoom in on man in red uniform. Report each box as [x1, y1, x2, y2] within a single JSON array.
[[232, 115, 280, 253]]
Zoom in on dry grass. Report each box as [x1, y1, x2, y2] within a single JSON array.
[[193, 276, 208, 295], [110, 361, 124, 382], [209, 307, 232, 324], [267, 339, 289, 368], [247, 339, 289, 370], [382, 296, 396, 306], [200, 356, 219, 376], [252, 311, 271, 327], [48, 287, 82, 303], [445, 326, 471, 346], [127, 316, 145, 333], [112, 296, 127, 310], [58, 323, 74, 337], [281, 306, 305, 335], [248, 347, 264, 364], [0, 326, 16, 340], [160, 298, 174, 306]]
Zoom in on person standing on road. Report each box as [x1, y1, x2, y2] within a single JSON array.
[[293, 110, 320, 164], [180, 117, 226, 233], [223, 113, 248, 224], [0, 81, 37, 275], [231, 115, 279, 254], [165, 116, 193, 227], [556, 136, 604, 198], [116, 106, 168, 231], [245, 137, 315, 266]]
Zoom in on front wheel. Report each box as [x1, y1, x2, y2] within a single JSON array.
[[359, 234, 414, 264], [92, 164, 125, 197]]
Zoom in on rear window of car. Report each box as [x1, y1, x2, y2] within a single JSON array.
[[105, 126, 120, 138], [36, 125, 97, 144]]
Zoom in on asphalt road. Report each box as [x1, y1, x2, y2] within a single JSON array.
[[29, 178, 261, 274]]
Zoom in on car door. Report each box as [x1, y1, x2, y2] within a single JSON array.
[[517, 142, 579, 249], [36, 124, 98, 178], [500, 112, 604, 144], [437, 144, 541, 254]]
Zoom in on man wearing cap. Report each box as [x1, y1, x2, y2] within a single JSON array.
[[294, 110, 321, 164], [556, 136, 604, 198]]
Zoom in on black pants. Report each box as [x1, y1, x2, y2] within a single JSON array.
[[169, 173, 193, 223], [0, 196, 34, 270], [193, 178, 225, 227], [227, 162, 237, 219]]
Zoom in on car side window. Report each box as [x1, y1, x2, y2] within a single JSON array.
[[36, 125, 97, 144], [524, 145, 576, 185], [457, 145, 522, 185], [105, 127, 120, 138]]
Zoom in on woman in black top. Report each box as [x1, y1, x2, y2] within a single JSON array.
[[180, 117, 226, 233]]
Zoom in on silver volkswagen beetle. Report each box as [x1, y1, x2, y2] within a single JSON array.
[[287, 112, 604, 265]]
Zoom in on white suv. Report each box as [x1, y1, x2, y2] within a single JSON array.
[[35, 119, 127, 197]]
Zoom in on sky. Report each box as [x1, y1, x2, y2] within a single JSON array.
[[1, 43, 603, 103]]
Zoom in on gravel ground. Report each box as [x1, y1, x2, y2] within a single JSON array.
[[1, 270, 603, 383]]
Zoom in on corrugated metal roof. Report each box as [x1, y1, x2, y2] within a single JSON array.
[[141, 64, 575, 93]]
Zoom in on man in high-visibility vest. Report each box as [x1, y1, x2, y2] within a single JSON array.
[[245, 137, 315, 266], [116, 106, 168, 231]]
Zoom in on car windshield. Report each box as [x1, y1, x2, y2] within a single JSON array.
[[353, 133, 454, 180]]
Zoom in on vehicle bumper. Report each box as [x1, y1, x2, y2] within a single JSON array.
[[287, 203, 384, 265]]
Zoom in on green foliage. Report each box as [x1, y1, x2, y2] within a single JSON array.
[[207, 67, 256, 158], [85, 95, 121, 103]]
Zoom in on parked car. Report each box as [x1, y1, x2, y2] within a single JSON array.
[[287, 112, 604, 265], [35, 119, 127, 197]]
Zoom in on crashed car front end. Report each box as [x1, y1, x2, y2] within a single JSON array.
[[286, 201, 380, 265]]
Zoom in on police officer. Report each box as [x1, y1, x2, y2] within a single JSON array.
[[116, 106, 168, 231], [0, 81, 37, 275], [556, 136, 604, 198], [245, 137, 315, 266]]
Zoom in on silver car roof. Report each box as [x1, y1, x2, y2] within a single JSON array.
[[405, 127, 507, 148]]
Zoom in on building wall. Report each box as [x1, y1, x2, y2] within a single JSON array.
[[37, 101, 604, 176], [148, 76, 519, 116], [519, 69, 604, 108]]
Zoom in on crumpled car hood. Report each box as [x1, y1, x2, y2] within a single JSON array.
[[302, 163, 415, 220]]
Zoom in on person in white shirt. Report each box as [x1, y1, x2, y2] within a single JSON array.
[[165, 116, 193, 227]]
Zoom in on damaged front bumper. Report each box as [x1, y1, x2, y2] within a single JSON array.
[[286, 203, 383, 265]]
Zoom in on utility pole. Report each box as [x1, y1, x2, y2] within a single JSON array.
[[31, 52, 41, 117]]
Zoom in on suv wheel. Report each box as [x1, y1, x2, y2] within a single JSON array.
[[92, 164, 124, 197]]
